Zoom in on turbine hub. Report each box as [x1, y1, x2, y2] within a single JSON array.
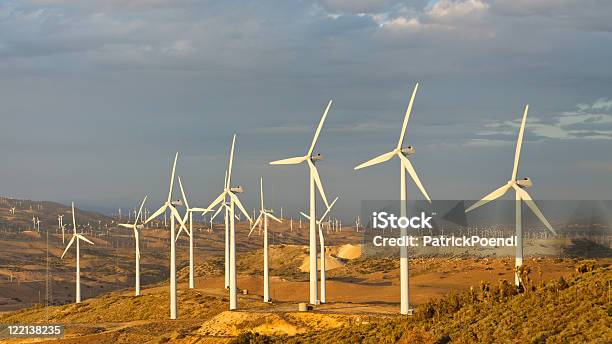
[[401, 145, 415, 156]]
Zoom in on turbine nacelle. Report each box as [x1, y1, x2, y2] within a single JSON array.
[[230, 186, 244, 193], [171, 199, 183, 207], [516, 177, 532, 188], [310, 153, 324, 162], [400, 145, 415, 156]]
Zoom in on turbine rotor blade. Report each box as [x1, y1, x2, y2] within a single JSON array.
[[512, 184, 556, 234], [118, 223, 134, 229], [71, 202, 76, 232], [260, 177, 264, 212], [465, 184, 512, 213], [397, 83, 419, 150], [269, 156, 307, 165], [398, 153, 432, 202], [354, 151, 395, 170], [300, 212, 310, 220], [308, 160, 329, 208], [266, 212, 282, 223], [145, 204, 168, 224], [320, 196, 339, 221], [308, 100, 333, 156], [210, 205, 223, 221], [230, 192, 252, 223], [248, 214, 263, 237], [61, 235, 76, 259], [178, 177, 190, 210], [227, 134, 236, 189], [77, 234, 94, 245], [512, 105, 529, 181], [168, 152, 179, 203], [135, 195, 148, 226], [206, 192, 227, 213], [170, 206, 189, 234]]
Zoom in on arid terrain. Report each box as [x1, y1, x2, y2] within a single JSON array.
[[0, 198, 610, 343]]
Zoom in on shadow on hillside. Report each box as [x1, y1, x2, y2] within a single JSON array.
[[563, 238, 612, 258]]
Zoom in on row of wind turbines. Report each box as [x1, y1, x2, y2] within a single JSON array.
[[57, 82, 556, 319]]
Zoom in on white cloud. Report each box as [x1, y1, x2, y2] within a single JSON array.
[[427, 0, 489, 19], [478, 98, 612, 141]]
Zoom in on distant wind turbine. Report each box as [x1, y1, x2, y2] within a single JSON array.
[[176, 177, 210, 289], [61, 202, 94, 303], [248, 178, 282, 303], [205, 135, 252, 310], [119, 195, 147, 296], [145, 152, 189, 320], [301, 196, 338, 304]]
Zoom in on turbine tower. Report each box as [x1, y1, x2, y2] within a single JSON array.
[[354, 83, 431, 315], [61, 202, 94, 303], [145, 152, 188, 319], [176, 177, 210, 289], [465, 105, 556, 286], [270, 100, 332, 305], [300, 196, 338, 304], [206, 134, 252, 310], [248, 178, 282, 303], [119, 195, 147, 296]]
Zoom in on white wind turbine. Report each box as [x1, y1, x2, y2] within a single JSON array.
[[119, 196, 147, 296], [205, 134, 252, 310], [354, 83, 431, 315], [465, 105, 556, 286], [270, 100, 332, 305], [207, 171, 238, 289], [248, 178, 282, 303], [61, 202, 94, 303], [176, 177, 210, 289], [300, 196, 338, 304], [145, 152, 189, 320]]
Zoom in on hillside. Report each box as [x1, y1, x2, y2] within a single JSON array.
[[250, 265, 611, 343]]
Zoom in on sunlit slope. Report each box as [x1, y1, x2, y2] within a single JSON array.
[[271, 266, 611, 343]]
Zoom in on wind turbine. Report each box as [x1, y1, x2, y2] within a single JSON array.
[[270, 100, 332, 305], [145, 152, 189, 320], [176, 177, 210, 289], [119, 196, 147, 296], [248, 178, 282, 303], [465, 105, 556, 286], [61, 202, 94, 303], [354, 83, 431, 315], [300, 196, 338, 304], [207, 171, 233, 290], [205, 134, 252, 310]]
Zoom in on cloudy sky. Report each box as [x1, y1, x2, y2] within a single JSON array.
[[1, 0, 611, 218]]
